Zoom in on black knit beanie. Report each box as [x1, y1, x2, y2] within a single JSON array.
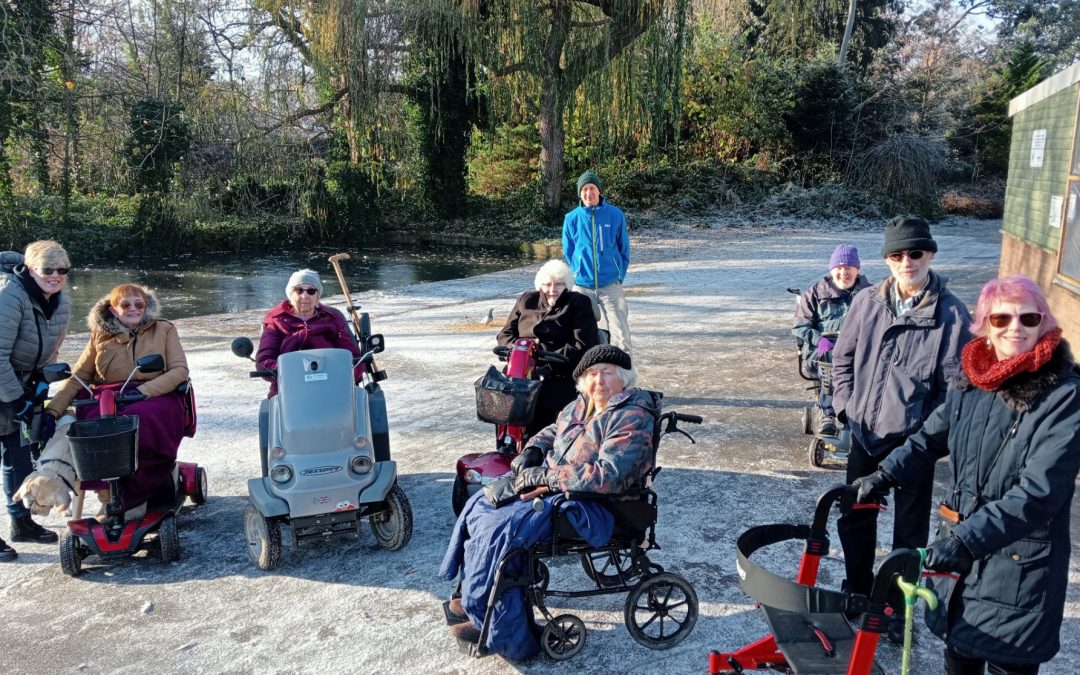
[[573, 344, 632, 379], [881, 216, 938, 257]]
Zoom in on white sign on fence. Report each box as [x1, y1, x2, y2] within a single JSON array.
[[1031, 129, 1046, 167], [1049, 195, 1064, 227]]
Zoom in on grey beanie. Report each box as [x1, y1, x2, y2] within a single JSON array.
[[881, 216, 938, 257], [286, 269, 323, 296], [573, 344, 632, 380]]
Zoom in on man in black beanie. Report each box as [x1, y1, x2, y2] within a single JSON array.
[[830, 215, 973, 643]]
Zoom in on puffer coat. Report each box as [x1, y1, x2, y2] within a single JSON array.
[[832, 270, 972, 457], [881, 341, 1080, 665], [525, 388, 659, 494], [46, 291, 189, 414], [791, 273, 870, 365], [0, 264, 71, 405]]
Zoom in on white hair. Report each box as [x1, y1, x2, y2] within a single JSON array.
[[534, 259, 574, 291], [575, 364, 637, 393]]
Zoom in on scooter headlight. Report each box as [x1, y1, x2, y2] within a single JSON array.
[[349, 455, 373, 474], [464, 469, 482, 484], [270, 465, 293, 483]]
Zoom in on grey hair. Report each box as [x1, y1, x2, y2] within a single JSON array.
[[575, 364, 637, 394], [534, 259, 574, 291]]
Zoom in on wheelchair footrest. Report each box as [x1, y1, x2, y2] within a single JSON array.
[[761, 605, 883, 674]]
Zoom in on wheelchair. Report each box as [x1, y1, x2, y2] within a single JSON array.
[[448, 408, 703, 660]]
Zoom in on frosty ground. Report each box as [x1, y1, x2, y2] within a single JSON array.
[[2, 216, 1078, 674]]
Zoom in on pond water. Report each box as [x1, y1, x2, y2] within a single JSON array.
[[64, 245, 532, 322]]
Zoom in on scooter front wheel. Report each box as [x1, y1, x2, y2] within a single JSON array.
[[370, 483, 412, 550], [244, 503, 282, 570], [59, 530, 83, 577], [451, 475, 469, 516]]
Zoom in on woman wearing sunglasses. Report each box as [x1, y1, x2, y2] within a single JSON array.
[[0, 240, 72, 559], [855, 275, 1080, 674], [45, 284, 189, 521], [255, 269, 363, 397]]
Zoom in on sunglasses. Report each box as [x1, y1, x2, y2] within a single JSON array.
[[886, 250, 926, 262], [988, 312, 1043, 329], [41, 267, 70, 276], [292, 287, 319, 296], [118, 300, 146, 310]]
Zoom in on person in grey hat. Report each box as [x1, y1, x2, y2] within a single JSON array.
[[255, 269, 362, 398], [562, 171, 633, 353], [830, 215, 973, 643]]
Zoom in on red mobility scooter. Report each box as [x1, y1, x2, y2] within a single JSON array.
[[43, 355, 206, 577]]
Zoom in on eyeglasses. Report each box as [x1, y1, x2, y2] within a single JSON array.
[[41, 267, 70, 276], [988, 312, 1043, 329], [292, 287, 318, 296], [886, 250, 926, 262], [118, 300, 146, 310]]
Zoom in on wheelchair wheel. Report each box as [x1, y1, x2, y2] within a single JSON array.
[[581, 550, 634, 586], [808, 438, 825, 467], [541, 614, 586, 660], [801, 406, 813, 435], [624, 572, 698, 650]]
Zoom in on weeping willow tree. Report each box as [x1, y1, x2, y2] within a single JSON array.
[[259, 0, 689, 213]]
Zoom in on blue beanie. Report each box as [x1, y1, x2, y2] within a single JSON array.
[[829, 244, 860, 270]]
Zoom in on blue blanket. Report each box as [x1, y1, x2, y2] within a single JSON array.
[[437, 491, 614, 660]]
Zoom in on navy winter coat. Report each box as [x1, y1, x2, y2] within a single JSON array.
[[791, 274, 870, 366], [881, 341, 1080, 665], [832, 270, 972, 456]]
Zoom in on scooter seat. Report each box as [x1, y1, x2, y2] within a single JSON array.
[[760, 605, 883, 674]]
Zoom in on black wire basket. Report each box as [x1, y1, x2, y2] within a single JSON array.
[[474, 366, 542, 426], [67, 416, 139, 481]]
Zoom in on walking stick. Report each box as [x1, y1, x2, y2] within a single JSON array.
[[328, 252, 365, 342], [895, 549, 939, 675]]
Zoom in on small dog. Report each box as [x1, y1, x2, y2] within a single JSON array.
[[14, 415, 77, 516]]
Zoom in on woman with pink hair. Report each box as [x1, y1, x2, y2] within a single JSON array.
[[854, 275, 1080, 673]]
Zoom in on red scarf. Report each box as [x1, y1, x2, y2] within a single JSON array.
[[962, 328, 1062, 392]]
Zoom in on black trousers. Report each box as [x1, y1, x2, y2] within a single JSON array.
[[837, 436, 934, 602], [944, 645, 1040, 675]]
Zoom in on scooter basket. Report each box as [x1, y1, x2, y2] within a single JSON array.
[[67, 416, 139, 481], [474, 366, 542, 426]]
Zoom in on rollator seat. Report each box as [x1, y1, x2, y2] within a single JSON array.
[[760, 606, 883, 674]]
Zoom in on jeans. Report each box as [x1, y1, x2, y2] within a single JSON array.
[[944, 645, 1040, 674], [837, 436, 934, 607], [574, 282, 632, 354], [1, 429, 32, 518]]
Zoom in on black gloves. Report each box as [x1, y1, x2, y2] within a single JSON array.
[[510, 446, 544, 473], [39, 413, 57, 444], [513, 466, 552, 494], [484, 476, 518, 508], [925, 535, 975, 575], [853, 470, 896, 503]]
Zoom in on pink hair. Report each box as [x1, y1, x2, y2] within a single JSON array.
[[971, 275, 1058, 338]]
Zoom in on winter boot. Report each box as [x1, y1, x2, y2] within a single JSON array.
[[0, 536, 16, 561], [9, 514, 59, 543]]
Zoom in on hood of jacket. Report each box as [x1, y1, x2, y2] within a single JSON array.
[[953, 340, 1079, 413], [87, 290, 161, 336]]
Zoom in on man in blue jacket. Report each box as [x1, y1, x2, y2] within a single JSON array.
[[562, 171, 632, 353], [831, 216, 972, 643]]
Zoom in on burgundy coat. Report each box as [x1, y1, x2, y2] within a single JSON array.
[[256, 300, 363, 397]]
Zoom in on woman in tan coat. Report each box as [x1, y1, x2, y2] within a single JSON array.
[[46, 284, 189, 515]]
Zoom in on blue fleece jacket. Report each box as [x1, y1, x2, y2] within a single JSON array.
[[562, 197, 629, 289]]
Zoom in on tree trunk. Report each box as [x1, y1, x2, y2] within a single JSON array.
[[539, 88, 566, 213], [839, 0, 857, 64]]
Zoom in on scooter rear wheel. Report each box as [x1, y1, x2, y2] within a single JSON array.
[[190, 467, 208, 505], [59, 530, 82, 577], [370, 483, 413, 550], [244, 503, 282, 570]]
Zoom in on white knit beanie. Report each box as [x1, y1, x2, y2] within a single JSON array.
[[286, 269, 323, 296]]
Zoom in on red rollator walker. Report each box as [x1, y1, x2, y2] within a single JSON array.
[[452, 338, 568, 514], [708, 484, 936, 675]]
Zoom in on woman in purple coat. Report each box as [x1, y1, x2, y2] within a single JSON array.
[[256, 269, 363, 397]]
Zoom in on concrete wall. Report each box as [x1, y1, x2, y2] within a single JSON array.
[[999, 232, 1080, 345]]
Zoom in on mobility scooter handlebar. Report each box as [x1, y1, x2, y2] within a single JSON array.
[[492, 344, 570, 365]]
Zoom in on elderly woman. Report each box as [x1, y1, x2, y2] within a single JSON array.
[[45, 284, 189, 519], [497, 259, 599, 436], [439, 345, 658, 659], [256, 269, 362, 397], [0, 240, 71, 558], [855, 275, 1080, 674]]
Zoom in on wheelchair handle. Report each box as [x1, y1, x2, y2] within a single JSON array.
[[674, 413, 702, 424]]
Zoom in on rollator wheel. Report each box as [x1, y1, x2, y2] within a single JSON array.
[[541, 614, 586, 660], [581, 550, 634, 586], [624, 572, 698, 650], [808, 438, 825, 467], [158, 514, 181, 563], [244, 503, 282, 570], [59, 530, 83, 577], [801, 406, 814, 435]]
